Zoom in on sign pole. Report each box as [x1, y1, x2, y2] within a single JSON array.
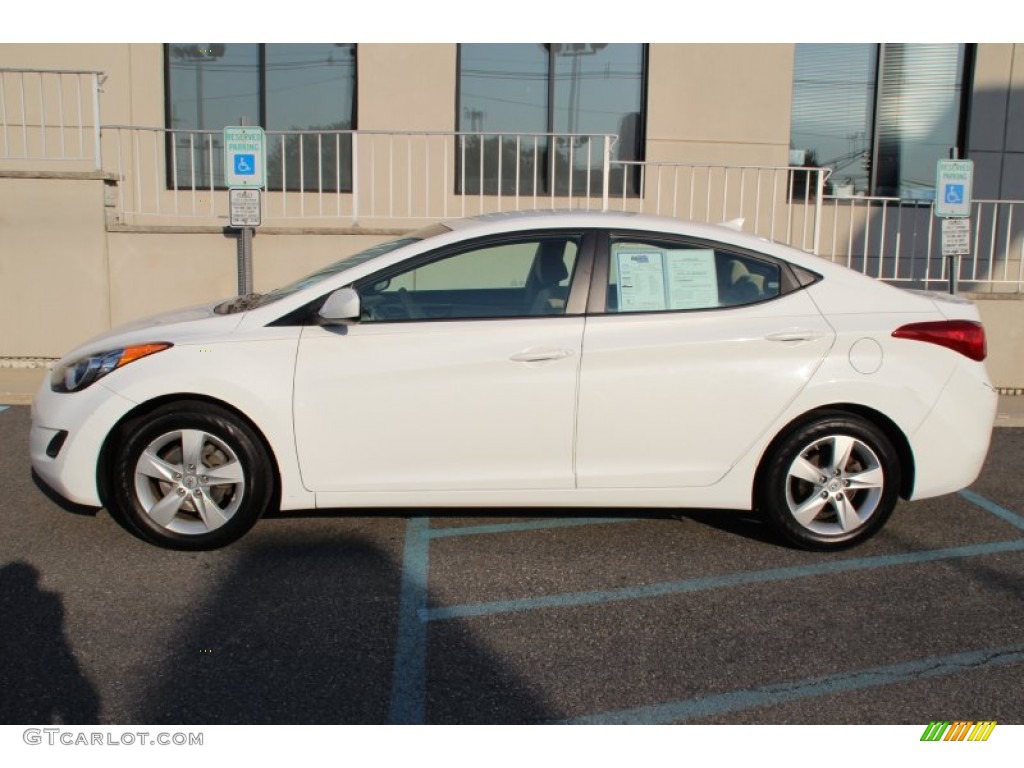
[[948, 249, 957, 296], [947, 149, 955, 295], [223, 125, 266, 296], [935, 152, 973, 295], [237, 225, 253, 295], [228, 187, 261, 295]]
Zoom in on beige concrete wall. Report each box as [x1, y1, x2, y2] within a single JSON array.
[[646, 44, 793, 166], [2, 214, 396, 357], [107, 231, 396, 326], [0, 175, 110, 356], [2, 42, 798, 160], [251, 233, 394, 292], [0, 43, 161, 126], [2, 44, 802, 227], [0, 43, 457, 134], [357, 44, 457, 131], [975, 297, 1024, 389], [345, 43, 799, 166], [106, 232, 236, 325]]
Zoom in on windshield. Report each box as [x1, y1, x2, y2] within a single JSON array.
[[215, 223, 451, 314]]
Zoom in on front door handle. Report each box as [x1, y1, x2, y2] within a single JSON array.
[[509, 348, 574, 363]]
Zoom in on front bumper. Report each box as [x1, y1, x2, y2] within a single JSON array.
[[30, 376, 139, 507]]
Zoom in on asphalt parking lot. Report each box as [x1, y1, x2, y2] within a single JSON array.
[[1, 403, 1022, 725]]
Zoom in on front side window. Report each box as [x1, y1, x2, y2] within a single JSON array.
[[607, 239, 782, 313], [358, 237, 580, 321], [230, 224, 448, 313], [790, 43, 969, 200], [166, 43, 356, 190], [458, 44, 645, 197]]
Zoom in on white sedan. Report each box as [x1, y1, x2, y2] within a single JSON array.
[[30, 211, 997, 550]]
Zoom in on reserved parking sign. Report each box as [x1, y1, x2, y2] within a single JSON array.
[[223, 126, 266, 188], [935, 160, 973, 218]]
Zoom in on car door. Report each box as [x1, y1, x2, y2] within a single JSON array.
[[293, 231, 592, 494], [575, 232, 835, 488]]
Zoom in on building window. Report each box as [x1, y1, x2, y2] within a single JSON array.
[[457, 43, 645, 197], [790, 43, 970, 200], [165, 43, 356, 191]]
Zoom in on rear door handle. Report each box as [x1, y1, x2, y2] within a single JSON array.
[[510, 348, 574, 363], [765, 329, 822, 343]]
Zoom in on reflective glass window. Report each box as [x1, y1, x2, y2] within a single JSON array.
[[458, 44, 645, 197], [790, 43, 969, 200], [166, 44, 356, 191]]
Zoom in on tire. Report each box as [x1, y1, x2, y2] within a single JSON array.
[[758, 412, 900, 550], [108, 401, 275, 550]]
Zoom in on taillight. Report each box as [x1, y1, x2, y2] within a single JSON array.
[[892, 320, 986, 362]]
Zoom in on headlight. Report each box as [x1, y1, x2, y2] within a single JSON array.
[[51, 343, 173, 393]]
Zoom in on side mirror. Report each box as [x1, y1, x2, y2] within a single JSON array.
[[319, 287, 361, 323]]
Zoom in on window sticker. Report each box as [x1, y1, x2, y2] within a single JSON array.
[[665, 249, 718, 309], [615, 246, 720, 312], [616, 250, 667, 311]]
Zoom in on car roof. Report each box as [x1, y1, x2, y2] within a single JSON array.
[[432, 210, 914, 293], [440, 209, 769, 249], [441, 209, 808, 255]]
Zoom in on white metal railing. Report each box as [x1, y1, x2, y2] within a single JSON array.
[[2, 61, 1018, 292], [820, 196, 1024, 293], [104, 126, 620, 225], [104, 125, 834, 254], [0, 68, 104, 169], [608, 161, 830, 253]]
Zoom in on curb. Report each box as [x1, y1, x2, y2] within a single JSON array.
[[0, 357, 56, 370]]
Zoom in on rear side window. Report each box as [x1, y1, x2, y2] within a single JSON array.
[[606, 239, 784, 313]]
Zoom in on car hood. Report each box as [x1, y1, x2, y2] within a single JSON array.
[[54, 300, 246, 365]]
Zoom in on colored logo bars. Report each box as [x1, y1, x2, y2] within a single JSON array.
[[920, 721, 997, 742]]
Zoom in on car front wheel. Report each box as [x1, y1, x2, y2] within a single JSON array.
[[108, 401, 274, 550], [758, 413, 901, 550]]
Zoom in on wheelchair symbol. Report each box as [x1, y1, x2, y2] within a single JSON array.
[[944, 184, 964, 205], [234, 154, 255, 176]]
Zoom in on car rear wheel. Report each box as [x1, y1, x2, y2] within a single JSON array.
[[758, 413, 900, 550], [108, 401, 274, 550]]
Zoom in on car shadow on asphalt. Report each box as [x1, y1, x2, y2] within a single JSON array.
[[264, 506, 780, 546], [135, 527, 557, 724], [672, 508, 781, 546]]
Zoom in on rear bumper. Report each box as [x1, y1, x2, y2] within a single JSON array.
[[909, 361, 997, 500]]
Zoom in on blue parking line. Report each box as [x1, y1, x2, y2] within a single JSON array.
[[426, 516, 635, 540], [557, 643, 1024, 724], [420, 538, 1024, 622], [389, 516, 431, 724], [0, 406, 8, 413], [960, 489, 1024, 531], [392, 492, 1024, 723], [388, 515, 642, 723]]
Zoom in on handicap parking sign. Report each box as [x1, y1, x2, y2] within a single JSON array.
[[944, 184, 964, 205], [234, 154, 256, 176], [935, 159, 972, 218], [223, 126, 266, 188]]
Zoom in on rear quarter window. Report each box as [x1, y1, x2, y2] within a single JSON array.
[[607, 239, 787, 313]]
